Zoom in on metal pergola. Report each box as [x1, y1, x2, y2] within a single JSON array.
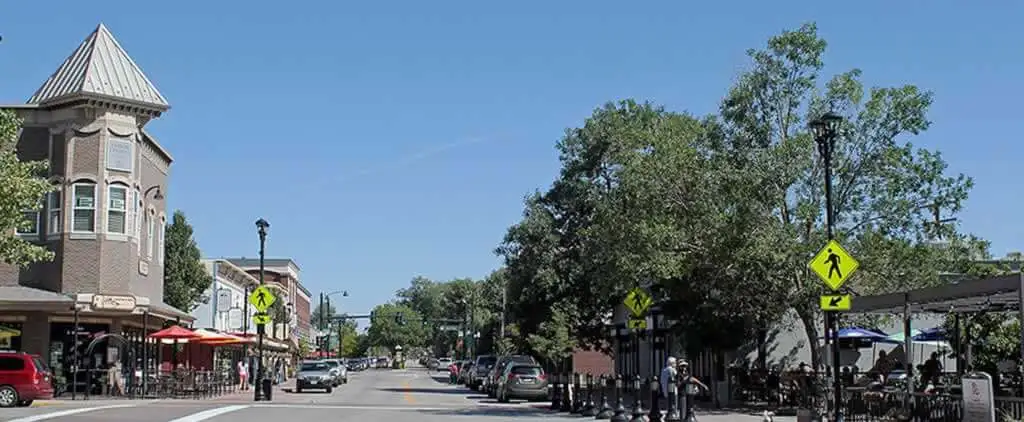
[[848, 272, 1024, 389]]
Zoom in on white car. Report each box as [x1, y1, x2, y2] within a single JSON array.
[[437, 357, 453, 371]]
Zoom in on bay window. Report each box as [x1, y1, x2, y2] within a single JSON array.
[[16, 210, 39, 236], [72, 183, 96, 233], [107, 185, 128, 234], [47, 191, 61, 234]]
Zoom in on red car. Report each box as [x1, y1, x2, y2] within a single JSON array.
[[0, 351, 54, 407]]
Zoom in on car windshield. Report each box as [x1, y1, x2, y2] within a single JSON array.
[[323, 360, 339, 367], [478, 356, 497, 366], [512, 366, 543, 376], [301, 362, 329, 371]]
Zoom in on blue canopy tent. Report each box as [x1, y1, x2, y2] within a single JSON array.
[[834, 327, 901, 343], [912, 327, 948, 342]]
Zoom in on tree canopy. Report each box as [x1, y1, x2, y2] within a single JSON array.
[[379, 23, 987, 371], [163, 210, 214, 312], [0, 109, 54, 266]]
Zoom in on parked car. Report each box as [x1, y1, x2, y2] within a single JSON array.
[[458, 361, 474, 384], [469, 355, 497, 390], [496, 364, 548, 402], [295, 360, 334, 393], [484, 355, 538, 397], [322, 359, 348, 386], [436, 357, 453, 372], [0, 351, 53, 407]]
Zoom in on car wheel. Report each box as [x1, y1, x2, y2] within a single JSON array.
[[296, 387, 303, 393], [0, 386, 19, 408], [326, 387, 333, 393], [16, 400, 32, 407]]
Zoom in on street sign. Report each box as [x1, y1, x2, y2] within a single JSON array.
[[253, 312, 272, 326], [248, 285, 276, 312], [627, 317, 647, 330], [819, 294, 852, 311], [624, 287, 652, 317], [809, 240, 859, 291]]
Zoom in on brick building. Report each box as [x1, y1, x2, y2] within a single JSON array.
[[223, 258, 312, 349], [0, 24, 192, 379]]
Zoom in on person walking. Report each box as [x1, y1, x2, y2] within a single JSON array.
[[238, 360, 248, 390]]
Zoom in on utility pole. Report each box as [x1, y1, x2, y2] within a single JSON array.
[[318, 293, 325, 355]]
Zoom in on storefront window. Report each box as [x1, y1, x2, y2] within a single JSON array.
[[0, 322, 23, 351]]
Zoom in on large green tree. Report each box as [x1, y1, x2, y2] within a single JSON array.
[[310, 302, 337, 331], [163, 210, 214, 311], [713, 23, 973, 367], [0, 109, 54, 266], [365, 303, 427, 350]]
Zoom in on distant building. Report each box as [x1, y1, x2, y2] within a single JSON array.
[[222, 258, 312, 349]]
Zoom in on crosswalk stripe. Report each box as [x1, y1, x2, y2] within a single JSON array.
[[6, 404, 137, 422], [166, 405, 250, 422]]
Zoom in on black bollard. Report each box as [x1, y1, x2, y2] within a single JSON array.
[[560, 372, 573, 412], [649, 376, 663, 422], [611, 374, 628, 422], [665, 372, 681, 422], [629, 375, 645, 422], [583, 373, 598, 417], [597, 375, 614, 419], [572, 373, 584, 414], [551, 373, 562, 411]]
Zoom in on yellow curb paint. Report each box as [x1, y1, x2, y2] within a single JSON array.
[[401, 381, 413, 403]]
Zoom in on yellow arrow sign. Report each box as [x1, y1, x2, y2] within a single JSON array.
[[248, 285, 276, 312], [809, 240, 860, 291], [624, 288, 652, 317], [819, 294, 852, 312], [253, 312, 272, 326], [627, 317, 647, 330]]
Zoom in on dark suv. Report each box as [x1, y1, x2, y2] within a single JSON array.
[[0, 351, 53, 407], [469, 355, 497, 390]]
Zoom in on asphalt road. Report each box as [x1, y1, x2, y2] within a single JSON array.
[[1, 365, 789, 421], [0, 365, 562, 422]]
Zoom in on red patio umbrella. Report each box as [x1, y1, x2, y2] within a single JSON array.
[[148, 325, 200, 341]]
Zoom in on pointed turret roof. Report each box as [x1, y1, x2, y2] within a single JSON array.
[[28, 23, 169, 111]]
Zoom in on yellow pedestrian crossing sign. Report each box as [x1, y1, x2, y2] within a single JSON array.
[[253, 312, 272, 326], [624, 288, 652, 317], [809, 240, 859, 291], [249, 286, 276, 312], [819, 294, 852, 312], [627, 317, 647, 330]]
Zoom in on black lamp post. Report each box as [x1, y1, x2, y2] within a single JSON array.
[[810, 111, 843, 421], [254, 218, 269, 402], [323, 290, 348, 356]]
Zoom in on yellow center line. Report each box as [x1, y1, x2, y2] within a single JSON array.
[[402, 380, 416, 404]]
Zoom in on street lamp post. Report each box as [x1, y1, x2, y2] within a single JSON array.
[[254, 218, 269, 402], [321, 291, 348, 357], [811, 112, 843, 422]]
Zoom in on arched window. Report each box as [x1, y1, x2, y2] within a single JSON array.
[[146, 211, 155, 259], [71, 183, 96, 233], [157, 214, 166, 265], [107, 184, 128, 234], [134, 187, 142, 250]]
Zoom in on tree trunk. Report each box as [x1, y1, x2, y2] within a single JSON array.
[[796, 306, 822, 371]]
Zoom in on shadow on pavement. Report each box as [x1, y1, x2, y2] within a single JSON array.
[[377, 387, 470, 395], [419, 403, 555, 418], [281, 388, 332, 394]]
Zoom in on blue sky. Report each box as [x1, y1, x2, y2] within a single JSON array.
[[2, 1, 1022, 316]]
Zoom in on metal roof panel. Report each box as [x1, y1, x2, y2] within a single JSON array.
[[28, 23, 168, 110]]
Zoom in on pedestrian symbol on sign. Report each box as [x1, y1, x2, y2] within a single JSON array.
[[825, 249, 842, 279]]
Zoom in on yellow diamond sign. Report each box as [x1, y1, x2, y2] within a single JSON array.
[[248, 285, 276, 312], [809, 240, 859, 291], [624, 288, 652, 317]]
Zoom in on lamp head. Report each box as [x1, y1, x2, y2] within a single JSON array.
[[255, 218, 269, 237], [809, 111, 843, 139]]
